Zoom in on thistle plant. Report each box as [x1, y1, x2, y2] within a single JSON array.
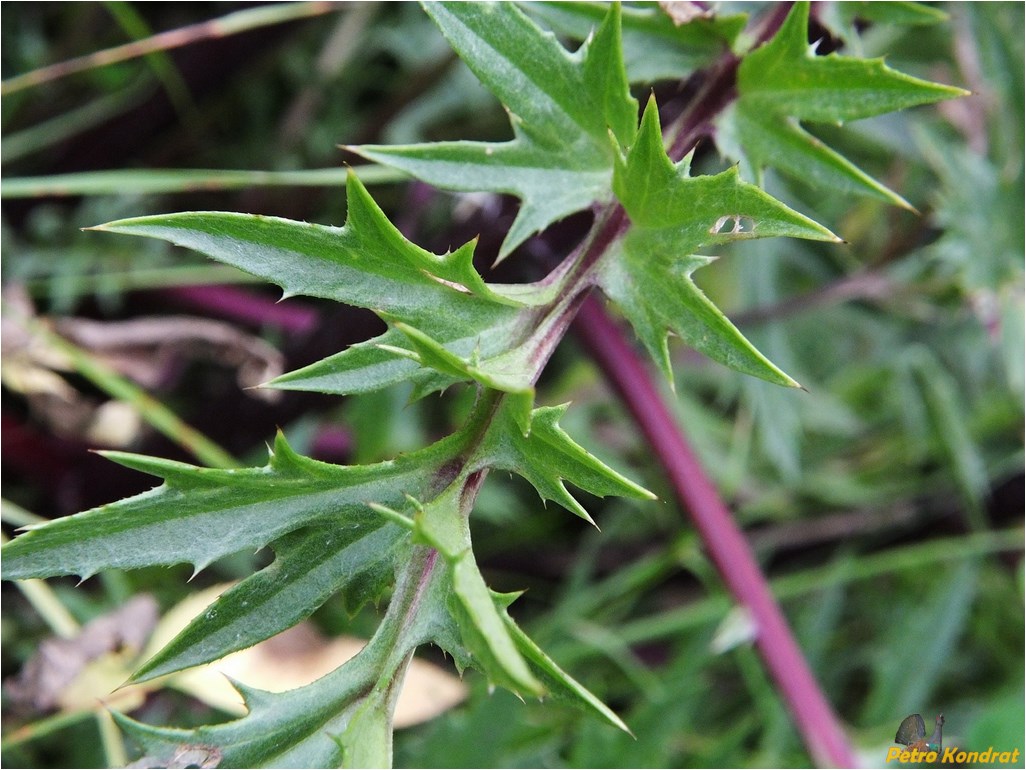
[[2, 3, 972, 767]]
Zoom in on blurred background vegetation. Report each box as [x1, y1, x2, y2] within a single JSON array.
[[1, 2, 1022, 767]]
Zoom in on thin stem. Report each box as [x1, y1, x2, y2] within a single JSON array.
[[0, 709, 95, 751], [1, 76, 154, 164], [96, 710, 128, 768], [617, 528, 1022, 646], [574, 298, 857, 767], [1, 165, 405, 199], [523, 205, 631, 375], [11, 578, 80, 639], [664, 1, 793, 159], [732, 269, 896, 325], [104, 1, 201, 125], [1, 506, 80, 637], [1, 498, 47, 527], [356, 392, 505, 762], [37, 322, 240, 469], [559, 4, 854, 763], [1, 2, 342, 96]]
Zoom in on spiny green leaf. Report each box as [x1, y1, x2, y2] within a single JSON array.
[[410, 492, 626, 710], [501, 604, 631, 734], [448, 552, 543, 695], [1, 431, 459, 581], [725, 1, 967, 206], [132, 522, 407, 683], [92, 172, 515, 311], [113, 482, 559, 768], [387, 319, 535, 431], [351, 2, 638, 258], [114, 618, 410, 768], [115, 523, 541, 768], [115, 660, 362, 768], [601, 98, 839, 386], [740, 2, 965, 123], [269, 327, 470, 398], [92, 172, 542, 398], [413, 543, 633, 730], [723, 106, 917, 208], [371, 399, 652, 695], [480, 401, 655, 524], [389, 485, 544, 696], [373, 397, 652, 702], [413, 559, 632, 733], [615, 101, 841, 241]]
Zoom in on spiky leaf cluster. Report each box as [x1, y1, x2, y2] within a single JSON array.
[[720, 2, 967, 207]]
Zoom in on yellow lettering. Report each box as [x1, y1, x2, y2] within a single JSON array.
[[977, 748, 994, 762], [923, 752, 937, 763], [1013, 749, 1022, 763], [997, 751, 1010, 763], [942, 747, 957, 763], [955, 751, 969, 763], [886, 748, 902, 762]]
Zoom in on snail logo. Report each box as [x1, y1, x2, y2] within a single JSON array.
[[895, 713, 945, 753], [887, 712, 1023, 765], [886, 713, 944, 763]]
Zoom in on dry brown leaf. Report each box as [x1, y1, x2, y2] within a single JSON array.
[[658, 1, 713, 26], [1, 285, 287, 449], [5, 595, 158, 712], [172, 622, 468, 728], [6, 579, 466, 729], [55, 315, 285, 400], [127, 744, 222, 769], [57, 652, 149, 714]]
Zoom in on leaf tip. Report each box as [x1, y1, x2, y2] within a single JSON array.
[[493, 240, 516, 266], [565, 494, 598, 527], [127, 662, 159, 686], [924, 81, 971, 101], [187, 562, 211, 582]]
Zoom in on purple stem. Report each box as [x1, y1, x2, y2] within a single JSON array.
[[158, 284, 319, 334], [574, 296, 856, 768]]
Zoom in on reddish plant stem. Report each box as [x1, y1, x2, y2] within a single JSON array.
[[158, 284, 319, 334], [569, 4, 855, 762], [573, 297, 856, 768], [664, 1, 792, 159]]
